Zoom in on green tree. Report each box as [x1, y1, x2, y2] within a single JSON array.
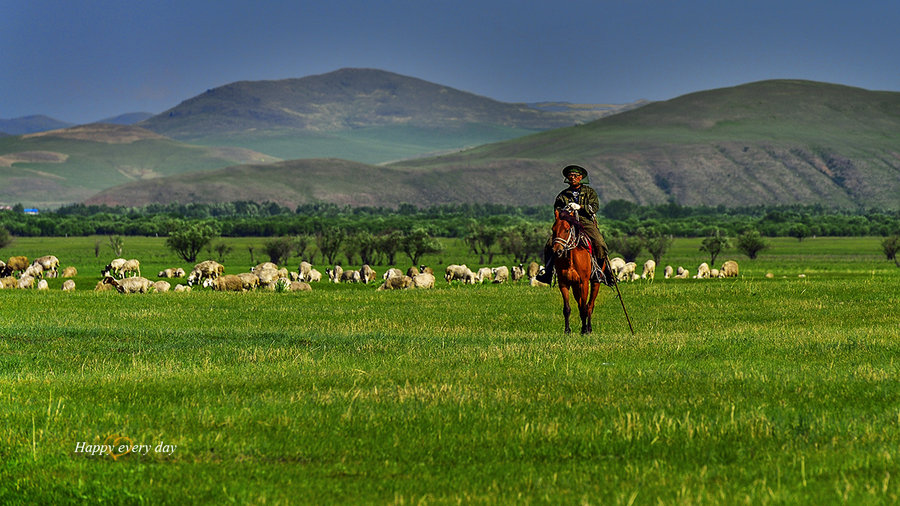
[[316, 227, 346, 266], [0, 226, 12, 250], [401, 228, 442, 265], [165, 221, 219, 262], [735, 230, 769, 260], [263, 237, 294, 265], [465, 222, 501, 264], [607, 233, 643, 263], [376, 230, 404, 266], [699, 232, 730, 266], [499, 223, 546, 263], [789, 223, 811, 242], [881, 235, 899, 264], [108, 235, 124, 257], [210, 241, 233, 263], [644, 233, 674, 265]]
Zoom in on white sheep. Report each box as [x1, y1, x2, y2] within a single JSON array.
[[526, 261, 541, 279], [491, 266, 510, 284], [609, 257, 627, 279], [359, 264, 377, 284], [298, 261, 313, 282], [340, 269, 362, 283], [511, 264, 525, 282], [307, 268, 322, 282], [237, 272, 260, 291], [475, 267, 493, 284], [617, 262, 637, 282], [694, 262, 711, 279], [102, 276, 154, 293], [411, 272, 436, 289], [62, 279, 76, 291], [383, 268, 403, 280], [664, 265, 674, 279], [187, 260, 225, 286], [36, 279, 49, 290], [721, 260, 739, 278], [641, 259, 656, 280], [377, 275, 413, 290], [674, 266, 690, 279], [152, 280, 171, 293], [61, 266, 78, 278]]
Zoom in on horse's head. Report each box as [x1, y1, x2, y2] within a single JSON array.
[[552, 209, 583, 256]]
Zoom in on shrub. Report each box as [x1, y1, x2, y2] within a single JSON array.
[[166, 221, 219, 262], [735, 230, 769, 259]]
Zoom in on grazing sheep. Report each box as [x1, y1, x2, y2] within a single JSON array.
[[419, 265, 434, 275], [710, 268, 721, 278], [529, 275, 550, 287], [36, 279, 49, 290], [445, 264, 476, 284], [298, 261, 313, 282], [101, 275, 153, 293], [617, 262, 637, 282], [237, 272, 260, 291], [187, 260, 225, 286], [6, 256, 29, 274], [327, 265, 344, 283], [511, 264, 525, 282], [475, 267, 493, 284], [641, 259, 656, 280], [174, 284, 192, 293], [94, 280, 116, 292], [412, 272, 436, 289], [0, 276, 17, 289], [102, 258, 127, 277], [152, 280, 171, 293], [406, 265, 420, 277], [359, 264, 377, 284], [289, 281, 312, 292], [210, 274, 244, 292], [157, 267, 185, 278], [32, 255, 60, 274], [62, 279, 76, 292], [526, 261, 541, 279], [252, 262, 279, 273], [307, 268, 322, 282], [377, 275, 413, 291], [674, 266, 690, 279], [383, 268, 403, 280], [664, 265, 674, 279], [721, 260, 739, 278], [17, 275, 35, 289], [694, 262, 711, 279], [61, 266, 78, 278], [609, 257, 627, 279], [23, 263, 44, 279], [121, 259, 141, 277], [340, 269, 362, 283], [491, 266, 510, 284]]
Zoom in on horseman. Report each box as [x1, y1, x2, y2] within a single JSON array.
[[535, 164, 613, 285]]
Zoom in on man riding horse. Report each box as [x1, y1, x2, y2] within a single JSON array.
[[536, 164, 614, 285]]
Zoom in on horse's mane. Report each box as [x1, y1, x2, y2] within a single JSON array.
[[556, 210, 586, 235]]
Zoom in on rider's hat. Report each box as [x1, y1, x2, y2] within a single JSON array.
[[562, 164, 588, 178]]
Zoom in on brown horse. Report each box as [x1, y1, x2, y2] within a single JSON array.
[[551, 209, 602, 334]]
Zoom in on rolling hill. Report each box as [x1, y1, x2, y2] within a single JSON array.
[[0, 124, 278, 208], [137, 68, 639, 163], [89, 80, 900, 210]]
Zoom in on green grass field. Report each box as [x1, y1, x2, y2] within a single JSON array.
[[1, 236, 898, 504]]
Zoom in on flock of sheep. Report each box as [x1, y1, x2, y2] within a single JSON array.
[[0, 254, 740, 294], [611, 258, 740, 281]]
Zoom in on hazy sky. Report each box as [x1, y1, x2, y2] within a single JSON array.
[[3, 0, 898, 124]]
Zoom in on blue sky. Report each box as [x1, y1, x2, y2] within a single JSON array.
[[3, 0, 898, 124]]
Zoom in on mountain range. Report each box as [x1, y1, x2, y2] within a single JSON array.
[[3, 69, 899, 210]]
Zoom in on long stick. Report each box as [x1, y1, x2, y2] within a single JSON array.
[[604, 254, 635, 335]]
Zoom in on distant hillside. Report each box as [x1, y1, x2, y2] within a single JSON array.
[[0, 124, 278, 208], [138, 68, 635, 163], [0, 115, 74, 135], [95, 80, 900, 210], [95, 112, 155, 125]]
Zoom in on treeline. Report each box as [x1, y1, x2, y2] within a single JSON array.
[[0, 200, 898, 238]]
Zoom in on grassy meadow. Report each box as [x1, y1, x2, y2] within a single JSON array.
[[1, 236, 898, 504]]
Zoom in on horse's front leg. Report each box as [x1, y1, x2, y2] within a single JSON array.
[[559, 283, 572, 334], [577, 281, 592, 334]]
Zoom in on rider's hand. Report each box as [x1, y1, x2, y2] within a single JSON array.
[[565, 203, 581, 212]]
